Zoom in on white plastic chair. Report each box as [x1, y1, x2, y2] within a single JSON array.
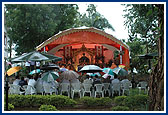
[[43, 85, 53, 95], [121, 81, 132, 95], [137, 81, 148, 94], [36, 84, 44, 95], [82, 83, 92, 97], [94, 84, 104, 98], [60, 83, 70, 97], [103, 83, 111, 96], [71, 83, 82, 99], [25, 85, 37, 95], [111, 82, 121, 97], [9, 84, 23, 95]]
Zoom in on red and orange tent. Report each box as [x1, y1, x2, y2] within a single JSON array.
[[36, 27, 130, 69]]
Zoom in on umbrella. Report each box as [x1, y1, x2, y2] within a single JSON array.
[[41, 71, 59, 82], [29, 69, 41, 75], [79, 65, 102, 73], [102, 74, 114, 79], [112, 67, 128, 76], [41, 64, 60, 70], [119, 64, 126, 68], [11, 51, 62, 62], [102, 68, 114, 76], [6, 66, 22, 76], [87, 72, 101, 77], [60, 70, 79, 81]]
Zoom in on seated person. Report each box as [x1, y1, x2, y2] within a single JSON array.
[[93, 75, 102, 86], [83, 75, 92, 84], [13, 76, 21, 85], [19, 77, 27, 87], [19, 77, 27, 91]]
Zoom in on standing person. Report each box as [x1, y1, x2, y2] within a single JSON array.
[[13, 76, 20, 85], [30, 61, 35, 71], [25, 61, 30, 72]]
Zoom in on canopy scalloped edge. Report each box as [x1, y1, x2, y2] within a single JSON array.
[[36, 27, 129, 51]]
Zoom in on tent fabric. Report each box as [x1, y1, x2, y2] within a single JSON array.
[[36, 27, 129, 51], [36, 27, 130, 69]]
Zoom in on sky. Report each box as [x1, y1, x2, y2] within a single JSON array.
[[78, 3, 129, 41]]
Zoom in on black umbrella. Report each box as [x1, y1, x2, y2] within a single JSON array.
[[41, 64, 60, 71]]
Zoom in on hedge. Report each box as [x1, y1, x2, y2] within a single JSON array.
[[7, 95, 77, 108], [79, 96, 112, 107]]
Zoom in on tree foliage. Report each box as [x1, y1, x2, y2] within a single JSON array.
[[5, 4, 114, 55], [5, 4, 79, 55], [123, 4, 164, 111], [123, 4, 162, 73], [75, 4, 114, 31]]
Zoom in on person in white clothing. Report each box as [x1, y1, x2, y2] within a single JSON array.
[[35, 75, 44, 94], [111, 74, 120, 84], [13, 76, 21, 85], [83, 75, 92, 84], [28, 76, 37, 87]]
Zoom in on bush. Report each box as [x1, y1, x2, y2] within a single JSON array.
[[114, 96, 127, 106], [39, 105, 58, 111], [4, 103, 14, 111], [8, 95, 77, 108], [111, 106, 129, 111], [80, 97, 112, 107], [125, 94, 149, 110]]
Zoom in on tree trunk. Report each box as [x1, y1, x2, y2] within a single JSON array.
[[149, 4, 164, 111]]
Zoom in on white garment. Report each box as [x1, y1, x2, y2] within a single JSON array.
[[35, 78, 44, 92], [28, 79, 37, 87], [121, 79, 129, 84], [30, 61, 35, 66], [83, 79, 92, 84], [36, 62, 40, 67], [13, 79, 20, 85], [25, 62, 30, 66]]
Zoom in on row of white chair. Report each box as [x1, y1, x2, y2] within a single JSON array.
[[8, 81, 148, 98]]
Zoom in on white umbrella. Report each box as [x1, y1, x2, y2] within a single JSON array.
[[79, 65, 102, 73]]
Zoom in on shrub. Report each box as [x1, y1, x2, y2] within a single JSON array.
[[4, 103, 14, 111], [39, 105, 58, 111], [125, 94, 149, 110], [8, 95, 77, 108], [80, 97, 112, 107], [114, 96, 127, 106], [111, 106, 129, 111]]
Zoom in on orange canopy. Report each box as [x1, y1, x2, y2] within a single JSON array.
[[36, 27, 130, 69]]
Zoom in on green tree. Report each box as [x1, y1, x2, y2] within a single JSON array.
[[75, 4, 114, 31], [5, 4, 79, 55], [123, 4, 164, 111]]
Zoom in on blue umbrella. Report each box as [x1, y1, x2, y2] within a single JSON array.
[[102, 68, 114, 76], [29, 69, 41, 75]]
